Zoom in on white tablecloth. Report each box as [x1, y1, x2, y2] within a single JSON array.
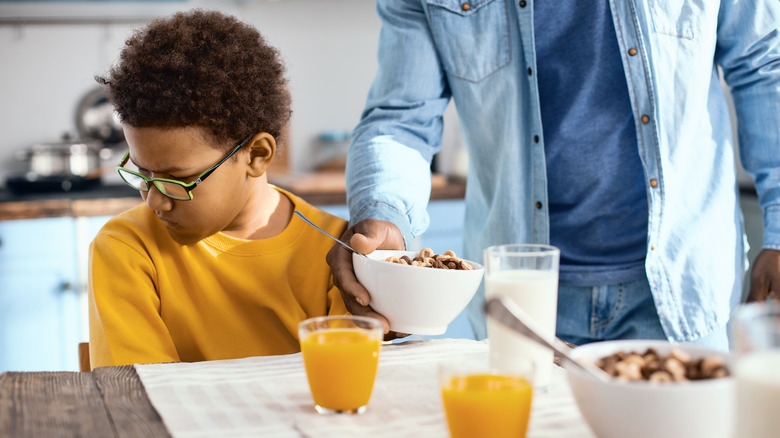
[[135, 338, 594, 438]]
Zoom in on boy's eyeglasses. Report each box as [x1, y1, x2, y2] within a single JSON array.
[[116, 134, 254, 201]]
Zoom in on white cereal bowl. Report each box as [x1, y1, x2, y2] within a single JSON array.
[[352, 250, 484, 335], [565, 340, 734, 438]]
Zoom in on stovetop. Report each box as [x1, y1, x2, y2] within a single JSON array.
[[0, 182, 138, 203]]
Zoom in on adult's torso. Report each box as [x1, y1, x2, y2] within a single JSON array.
[[418, 0, 742, 341], [534, 0, 647, 286]]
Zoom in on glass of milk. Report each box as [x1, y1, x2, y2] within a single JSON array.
[[731, 301, 780, 438], [483, 244, 560, 390]]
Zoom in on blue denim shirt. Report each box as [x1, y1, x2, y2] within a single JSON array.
[[346, 0, 780, 342]]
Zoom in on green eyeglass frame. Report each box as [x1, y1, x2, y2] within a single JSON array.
[[116, 134, 254, 201]]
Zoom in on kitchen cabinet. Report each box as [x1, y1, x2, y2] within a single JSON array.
[[740, 192, 764, 300], [0, 217, 82, 372], [0, 214, 115, 372], [412, 199, 466, 255]]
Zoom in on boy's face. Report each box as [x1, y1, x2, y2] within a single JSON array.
[[123, 125, 258, 245]]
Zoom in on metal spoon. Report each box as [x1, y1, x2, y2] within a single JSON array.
[[485, 295, 611, 382], [294, 210, 367, 258]]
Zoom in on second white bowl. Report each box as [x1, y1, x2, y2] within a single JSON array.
[[565, 339, 734, 438]]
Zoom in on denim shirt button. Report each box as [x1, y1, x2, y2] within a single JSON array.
[[641, 114, 651, 124], [533, 135, 539, 143], [461, 2, 471, 11], [535, 201, 543, 209], [628, 48, 638, 56], [519, 0, 527, 7], [650, 179, 658, 188]]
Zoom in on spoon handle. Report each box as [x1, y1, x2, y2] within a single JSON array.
[[485, 296, 610, 382], [294, 210, 367, 258]]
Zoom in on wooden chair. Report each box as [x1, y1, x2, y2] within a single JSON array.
[[78, 342, 91, 372]]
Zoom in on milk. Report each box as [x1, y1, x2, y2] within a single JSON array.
[[734, 349, 780, 438], [485, 269, 558, 388]]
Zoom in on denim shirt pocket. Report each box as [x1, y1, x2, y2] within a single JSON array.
[[649, 0, 709, 40], [426, 0, 511, 82]]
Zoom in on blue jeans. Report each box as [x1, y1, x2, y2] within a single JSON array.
[[556, 278, 729, 351]]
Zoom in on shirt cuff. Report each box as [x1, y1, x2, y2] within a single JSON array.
[[762, 205, 780, 250]]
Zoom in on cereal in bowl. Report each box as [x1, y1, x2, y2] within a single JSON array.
[[384, 248, 474, 270], [595, 348, 730, 382]]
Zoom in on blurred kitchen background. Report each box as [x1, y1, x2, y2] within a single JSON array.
[[0, 0, 466, 185], [0, 0, 470, 372], [0, 0, 762, 371]]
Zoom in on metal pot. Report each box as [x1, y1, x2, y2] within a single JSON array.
[[75, 87, 125, 146], [16, 138, 103, 179]]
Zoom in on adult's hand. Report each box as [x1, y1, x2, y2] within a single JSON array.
[[326, 218, 407, 338], [746, 248, 780, 302]]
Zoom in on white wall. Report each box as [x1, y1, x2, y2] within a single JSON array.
[[241, 0, 381, 173], [0, 0, 382, 186]]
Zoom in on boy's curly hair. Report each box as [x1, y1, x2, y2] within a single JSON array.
[[96, 9, 291, 151]]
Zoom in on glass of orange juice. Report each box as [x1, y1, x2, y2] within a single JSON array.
[[440, 356, 534, 438], [299, 315, 383, 415]]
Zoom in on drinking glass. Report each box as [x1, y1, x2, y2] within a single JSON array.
[[731, 301, 780, 438], [439, 355, 534, 438], [483, 244, 560, 389], [299, 315, 383, 414]]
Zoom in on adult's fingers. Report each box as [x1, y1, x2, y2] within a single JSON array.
[[347, 220, 408, 339], [327, 227, 373, 307], [326, 219, 407, 335], [747, 249, 780, 302], [350, 219, 406, 255]]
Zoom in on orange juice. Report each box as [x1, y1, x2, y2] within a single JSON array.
[[441, 374, 533, 438], [301, 328, 381, 412]]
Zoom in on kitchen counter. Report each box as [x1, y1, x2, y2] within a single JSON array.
[[0, 183, 141, 221], [0, 172, 466, 221]]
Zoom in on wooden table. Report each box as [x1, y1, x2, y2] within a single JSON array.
[[0, 340, 588, 438], [0, 366, 170, 438]]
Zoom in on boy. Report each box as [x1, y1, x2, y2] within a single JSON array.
[[88, 9, 348, 368]]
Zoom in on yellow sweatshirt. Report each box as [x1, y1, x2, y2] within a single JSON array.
[[88, 188, 348, 368]]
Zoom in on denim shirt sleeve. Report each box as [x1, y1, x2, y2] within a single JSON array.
[[346, 0, 451, 248], [716, 0, 780, 250]]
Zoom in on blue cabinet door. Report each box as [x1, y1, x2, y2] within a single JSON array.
[[0, 217, 81, 371], [412, 199, 466, 255], [319, 204, 350, 220]]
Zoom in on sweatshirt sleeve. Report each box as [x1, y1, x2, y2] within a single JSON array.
[[88, 230, 179, 368]]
